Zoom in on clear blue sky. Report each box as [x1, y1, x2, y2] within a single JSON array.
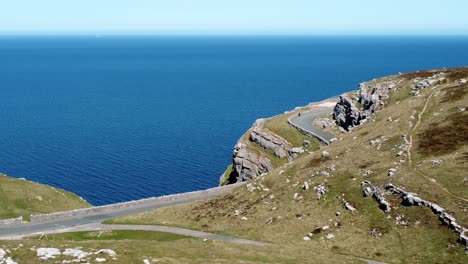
[[1, 0, 467, 35]]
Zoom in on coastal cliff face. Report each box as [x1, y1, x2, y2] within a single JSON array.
[[221, 114, 317, 184], [222, 119, 295, 184]]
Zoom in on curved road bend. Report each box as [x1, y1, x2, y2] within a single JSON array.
[[10, 223, 270, 246], [289, 106, 336, 143], [0, 183, 244, 241]]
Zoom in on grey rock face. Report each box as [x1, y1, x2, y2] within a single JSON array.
[[250, 120, 292, 159], [333, 81, 394, 131], [231, 143, 274, 182], [333, 96, 361, 131], [226, 118, 299, 184]]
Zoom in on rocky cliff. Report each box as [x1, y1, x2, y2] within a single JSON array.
[[221, 117, 310, 184], [333, 79, 393, 131]]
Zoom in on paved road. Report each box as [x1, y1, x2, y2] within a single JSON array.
[[0, 183, 243, 240], [289, 106, 336, 144], [10, 223, 270, 246]]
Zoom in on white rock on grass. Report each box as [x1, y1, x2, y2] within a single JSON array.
[[96, 258, 107, 262], [96, 249, 117, 258], [37, 248, 61, 260], [63, 248, 90, 259], [5, 257, 18, 264], [326, 234, 335, 240], [143, 259, 151, 264]]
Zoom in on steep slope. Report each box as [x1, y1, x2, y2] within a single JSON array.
[[0, 173, 91, 221], [111, 68, 468, 263], [220, 100, 335, 185]]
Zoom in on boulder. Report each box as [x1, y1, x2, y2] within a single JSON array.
[[333, 96, 361, 131]]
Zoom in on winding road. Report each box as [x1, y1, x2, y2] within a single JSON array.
[[0, 183, 250, 242], [289, 103, 337, 144]]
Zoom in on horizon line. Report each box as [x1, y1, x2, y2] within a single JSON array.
[[1, 32, 468, 37]]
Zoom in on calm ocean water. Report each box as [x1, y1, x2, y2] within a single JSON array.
[[0, 36, 467, 205]]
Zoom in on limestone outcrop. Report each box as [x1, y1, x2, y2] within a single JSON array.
[[333, 80, 393, 131], [230, 142, 274, 182], [225, 119, 296, 183], [249, 119, 293, 160]]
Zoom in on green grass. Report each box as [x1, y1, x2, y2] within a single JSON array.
[[1, 238, 361, 264], [0, 173, 91, 220], [27, 230, 190, 242], [264, 112, 321, 148], [219, 165, 233, 186]]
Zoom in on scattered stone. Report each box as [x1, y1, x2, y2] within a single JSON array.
[[320, 171, 330, 177], [432, 159, 442, 165], [293, 193, 304, 202], [143, 260, 151, 264], [303, 140, 311, 147], [246, 183, 258, 192], [266, 217, 274, 224], [241, 216, 248, 221], [386, 183, 467, 246], [322, 226, 330, 231], [343, 200, 357, 211], [322, 151, 330, 158], [361, 181, 391, 213], [362, 170, 373, 176], [314, 184, 328, 200], [329, 164, 336, 171], [326, 234, 335, 240], [370, 228, 382, 237], [336, 211, 341, 217], [313, 117, 335, 129], [96, 258, 107, 262], [234, 210, 241, 216], [388, 168, 397, 177], [63, 248, 90, 259], [37, 248, 61, 260], [302, 182, 309, 190], [96, 249, 117, 258], [303, 236, 311, 241], [291, 147, 304, 154]]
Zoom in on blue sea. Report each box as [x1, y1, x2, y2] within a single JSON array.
[[0, 36, 467, 205]]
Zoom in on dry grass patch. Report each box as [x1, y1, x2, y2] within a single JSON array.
[[416, 111, 468, 156]]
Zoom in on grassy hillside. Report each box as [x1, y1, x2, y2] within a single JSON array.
[[220, 106, 323, 185], [109, 68, 468, 263], [0, 173, 91, 220], [0, 236, 361, 264]]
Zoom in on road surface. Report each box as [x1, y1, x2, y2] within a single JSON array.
[[0, 183, 244, 240], [289, 105, 336, 144]]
